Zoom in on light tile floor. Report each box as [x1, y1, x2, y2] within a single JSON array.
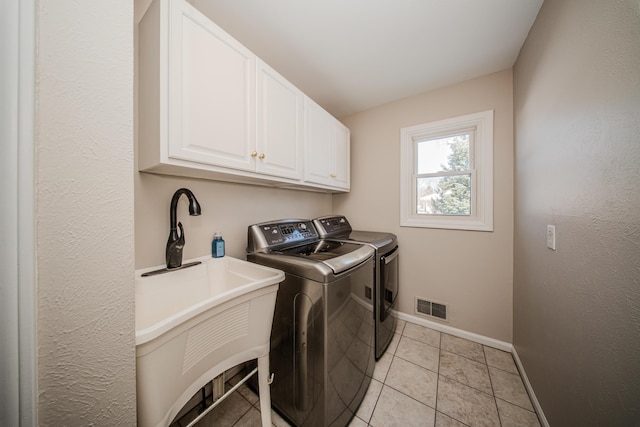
[[178, 320, 541, 427]]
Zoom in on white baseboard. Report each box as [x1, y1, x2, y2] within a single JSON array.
[[395, 311, 548, 426], [511, 347, 550, 427], [394, 311, 513, 352]]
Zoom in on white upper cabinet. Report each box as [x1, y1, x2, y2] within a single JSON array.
[[333, 122, 351, 189], [256, 59, 303, 180], [138, 0, 348, 192], [168, 0, 256, 171], [304, 98, 350, 190]]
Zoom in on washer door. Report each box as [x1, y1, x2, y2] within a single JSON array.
[[277, 240, 374, 274]]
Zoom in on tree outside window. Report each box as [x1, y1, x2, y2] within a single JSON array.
[[417, 134, 472, 216]]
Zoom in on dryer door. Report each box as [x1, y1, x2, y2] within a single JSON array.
[[379, 247, 398, 322]]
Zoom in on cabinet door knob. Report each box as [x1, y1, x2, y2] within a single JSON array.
[[258, 153, 265, 159], [251, 151, 258, 157], [330, 173, 337, 178]]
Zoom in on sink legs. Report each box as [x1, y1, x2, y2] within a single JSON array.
[[257, 354, 273, 427]]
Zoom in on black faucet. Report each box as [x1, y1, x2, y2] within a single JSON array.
[[166, 188, 201, 269]]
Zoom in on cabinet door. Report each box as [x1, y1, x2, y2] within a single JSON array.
[[168, 0, 255, 171], [304, 98, 334, 186], [256, 60, 303, 180], [304, 98, 350, 189], [333, 122, 350, 189]]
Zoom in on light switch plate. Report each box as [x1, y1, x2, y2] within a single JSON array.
[[546, 225, 556, 250]]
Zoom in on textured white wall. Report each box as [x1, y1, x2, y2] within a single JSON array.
[[513, 0, 640, 424], [36, 1, 136, 424], [336, 70, 514, 342]]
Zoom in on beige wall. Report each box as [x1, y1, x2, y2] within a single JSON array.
[[513, 0, 640, 425], [135, 174, 332, 268], [36, 1, 136, 425], [336, 70, 514, 342]]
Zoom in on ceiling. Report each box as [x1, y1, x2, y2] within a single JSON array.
[[189, 0, 544, 118]]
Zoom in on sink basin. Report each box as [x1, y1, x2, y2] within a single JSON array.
[[135, 255, 284, 345], [135, 256, 284, 427]]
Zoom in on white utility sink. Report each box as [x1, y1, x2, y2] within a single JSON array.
[[135, 255, 284, 427]]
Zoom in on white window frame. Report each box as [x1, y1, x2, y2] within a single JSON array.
[[400, 110, 493, 231]]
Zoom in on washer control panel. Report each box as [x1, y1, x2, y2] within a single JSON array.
[[253, 220, 318, 248]]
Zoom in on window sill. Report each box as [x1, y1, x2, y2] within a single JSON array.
[[400, 216, 493, 231]]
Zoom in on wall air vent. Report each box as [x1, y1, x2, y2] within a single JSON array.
[[415, 297, 448, 321]]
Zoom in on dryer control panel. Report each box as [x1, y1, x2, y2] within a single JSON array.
[[313, 215, 352, 237]]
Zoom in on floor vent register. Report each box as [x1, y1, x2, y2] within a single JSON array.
[[415, 297, 448, 321]]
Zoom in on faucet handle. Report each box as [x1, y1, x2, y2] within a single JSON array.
[[176, 222, 184, 241], [166, 222, 186, 269]]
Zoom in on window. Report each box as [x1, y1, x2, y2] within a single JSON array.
[[400, 110, 493, 231]]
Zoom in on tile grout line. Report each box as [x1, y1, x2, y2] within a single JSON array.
[[439, 353, 496, 397], [235, 394, 255, 427], [363, 378, 383, 425], [486, 363, 540, 414], [433, 330, 441, 427], [400, 321, 440, 425], [484, 348, 542, 413], [484, 345, 504, 427], [394, 345, 498, 400], [433, 334, 472, 427]]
